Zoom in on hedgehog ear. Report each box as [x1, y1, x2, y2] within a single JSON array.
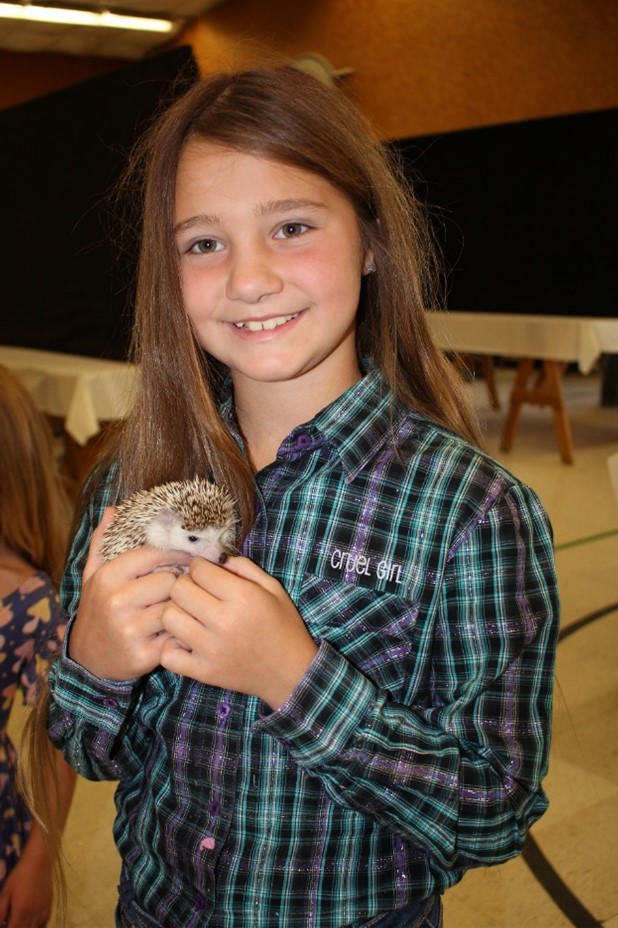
[[154, 508, 177, 529], [145, 507, 180, 550]]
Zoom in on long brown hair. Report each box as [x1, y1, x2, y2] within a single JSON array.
[[0, 365, 71, 583], [97, 64, 478, 534]]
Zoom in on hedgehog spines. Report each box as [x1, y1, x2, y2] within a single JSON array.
[[99, 477, 236, 562]]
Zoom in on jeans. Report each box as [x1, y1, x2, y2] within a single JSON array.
[[117, 894, 443, 928], [363, 894, 443, 928]]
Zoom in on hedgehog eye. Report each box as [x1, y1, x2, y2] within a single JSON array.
[[187, 535, 199, 543]]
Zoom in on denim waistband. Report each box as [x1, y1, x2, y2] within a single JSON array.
[[362, 894, 443, 928]]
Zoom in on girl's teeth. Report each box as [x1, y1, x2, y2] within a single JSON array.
[[236, 314, 297, 332]]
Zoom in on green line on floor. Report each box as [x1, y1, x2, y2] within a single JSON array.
[[556, 527, 618, 551]]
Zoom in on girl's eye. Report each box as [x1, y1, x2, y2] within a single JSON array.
[[189, 238, 222, 255], [275, 222, 309, 239]]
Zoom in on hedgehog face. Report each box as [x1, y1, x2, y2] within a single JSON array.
[[100, 478, 237, 565], [144, 508, 232, 562]]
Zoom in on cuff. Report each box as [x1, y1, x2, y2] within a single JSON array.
[[253, 640, 376, 767], [49, 615, 138, 720]]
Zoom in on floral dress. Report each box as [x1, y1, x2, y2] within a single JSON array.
[[0, 571, 67, 887]]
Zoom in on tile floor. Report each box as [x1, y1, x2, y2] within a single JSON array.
[[9, 364, 618, 927]]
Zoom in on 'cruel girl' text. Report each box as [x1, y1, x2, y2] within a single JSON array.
[[330, 548, 404, 584]]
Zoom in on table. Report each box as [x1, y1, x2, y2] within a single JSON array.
[[0, 345, 138, 479], [425, 312, 618, 463]]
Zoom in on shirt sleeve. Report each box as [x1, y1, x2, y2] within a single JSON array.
[[47, 623, 144, 782], [59, 473, 116, 619], [47, 470, 145, 782], [253, 480, 559, 871]]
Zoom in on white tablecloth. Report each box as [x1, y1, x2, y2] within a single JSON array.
[[426, 312, 618, 374], [3, 317, 616, 447], [0, 345, 138, 445]]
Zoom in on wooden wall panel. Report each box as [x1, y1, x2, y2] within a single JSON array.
[[1, 0, 616, 140], [183, 0, 618, 138]]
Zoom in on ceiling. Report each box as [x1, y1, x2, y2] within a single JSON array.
[[0, 0, 227, 59]]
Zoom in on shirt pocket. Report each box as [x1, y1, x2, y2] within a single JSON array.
[[297, 574, 423, 696]]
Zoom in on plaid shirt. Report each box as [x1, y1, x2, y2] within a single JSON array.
[[48, 371, 559, 928]]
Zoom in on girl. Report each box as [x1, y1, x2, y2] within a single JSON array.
[[46, 66, 559, 928], [0, 366, 76, 927]]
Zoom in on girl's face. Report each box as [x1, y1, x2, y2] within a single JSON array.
[[174, 141, 372, 400]]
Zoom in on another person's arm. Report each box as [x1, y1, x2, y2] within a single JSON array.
[[0, 751, 76, 928]]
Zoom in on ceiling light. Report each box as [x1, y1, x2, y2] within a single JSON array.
[[0, 2, 177, 32]]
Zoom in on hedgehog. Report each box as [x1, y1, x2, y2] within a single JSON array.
[[100, 477, 237, 568]]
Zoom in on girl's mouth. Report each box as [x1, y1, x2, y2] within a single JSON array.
[[233, 312, 300, 332]]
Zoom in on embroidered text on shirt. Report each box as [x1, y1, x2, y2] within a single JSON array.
[[330, 548, 404, 584]]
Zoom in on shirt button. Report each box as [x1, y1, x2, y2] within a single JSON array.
[[215, 701, 231, 721], [295, 432, 312, 449], [207, 799, 221, 815], [102, 697, 119, 709]]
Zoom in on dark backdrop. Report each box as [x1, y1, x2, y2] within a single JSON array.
[[0, 45, 197, 360], [2, 74, 615, 361], [392, 106, 618, 318]]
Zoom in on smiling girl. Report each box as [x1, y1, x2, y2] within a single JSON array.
[[44, 66, 559, 928]]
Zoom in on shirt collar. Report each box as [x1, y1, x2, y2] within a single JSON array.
[[221, 369, 415, 481], [309, 370, 411, 481]]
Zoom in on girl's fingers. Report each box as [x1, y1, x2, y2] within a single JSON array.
[[159, 601, 200, 644], [82, 506, 116, 581], [85, 523, 195, 588], [219, 554, 278, 586], [186, 554, 275, 601], [85, 506, 195, 584], [168, 558, 246, 619]]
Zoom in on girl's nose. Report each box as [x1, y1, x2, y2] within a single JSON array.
[[226, 248, 283, 303]]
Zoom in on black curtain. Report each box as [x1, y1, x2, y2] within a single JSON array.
[[391, 107, 618, 318], [0, 45, 198, 360]]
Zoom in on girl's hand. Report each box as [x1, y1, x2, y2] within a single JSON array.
[[159, 556, 319, 709], [69, 508, 193, 681], [0, 849, 52, 928]]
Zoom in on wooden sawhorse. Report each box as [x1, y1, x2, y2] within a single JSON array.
[[500, 358, 574, 464]]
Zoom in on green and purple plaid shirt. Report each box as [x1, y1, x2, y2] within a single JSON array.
[[48, 370, 559, 927]]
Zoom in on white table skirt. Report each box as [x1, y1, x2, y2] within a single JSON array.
[[3, 316, 616, 450], [425, 311, 618, 374], [0, 345, 138, 445]]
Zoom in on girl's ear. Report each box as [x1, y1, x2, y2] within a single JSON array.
[[362, 250, 376, 275]]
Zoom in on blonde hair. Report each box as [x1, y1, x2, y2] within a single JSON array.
[[0, 365, 73, 920], [0, 365, 71, 582]]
